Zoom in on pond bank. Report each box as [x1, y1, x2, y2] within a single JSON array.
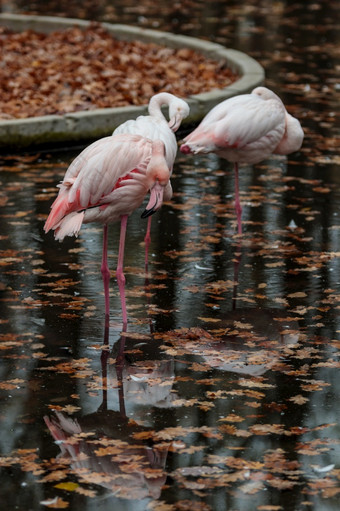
[[0, 13, 264, 149]]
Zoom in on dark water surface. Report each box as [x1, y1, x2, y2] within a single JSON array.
[[0, 1, 339, 510]]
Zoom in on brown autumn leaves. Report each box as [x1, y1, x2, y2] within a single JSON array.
[[0, 23, 237, 119]]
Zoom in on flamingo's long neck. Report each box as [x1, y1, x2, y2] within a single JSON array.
[[148, 92, 171, 120]]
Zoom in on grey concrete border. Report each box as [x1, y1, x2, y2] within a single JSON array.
[[0, 13, 265, 148]]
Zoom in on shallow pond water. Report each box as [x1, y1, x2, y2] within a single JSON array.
[[0, 1, 340, 511]]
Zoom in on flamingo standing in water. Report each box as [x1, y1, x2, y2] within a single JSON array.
[[114, 92, 190, 263], [44, 134, 171, 326], [180, 87, 304, 234]]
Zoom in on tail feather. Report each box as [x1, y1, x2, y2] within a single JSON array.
[[44, 190, 71, 233], [54, 211, 85, 241]]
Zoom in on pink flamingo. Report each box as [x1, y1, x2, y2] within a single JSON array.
[[44, 134, 171, 326], [114, 92, 189, 263], [180, 87, 304, 234]]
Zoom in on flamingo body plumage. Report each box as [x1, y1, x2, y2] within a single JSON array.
[[44, 133, 170, 325], [180, 87, 304, 233]]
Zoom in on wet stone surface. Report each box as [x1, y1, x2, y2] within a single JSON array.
[[0, 1, 339, 511]]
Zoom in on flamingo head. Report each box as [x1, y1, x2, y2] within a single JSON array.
[[141, 140, 170, 218], [168, 97, 190, 132]]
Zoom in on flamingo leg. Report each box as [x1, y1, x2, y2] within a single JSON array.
[[101, 224, 111, 320], [234, 163, 243, 235], [144, 216, 152, 271], [116, 214, 128, 326]]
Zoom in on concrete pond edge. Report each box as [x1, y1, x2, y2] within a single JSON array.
[[0, 13, 265, 149]]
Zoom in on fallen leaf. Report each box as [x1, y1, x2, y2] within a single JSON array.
[[289, 395, 309, 405], [40, 497, 69, 509], [54, 482, 79, 491]]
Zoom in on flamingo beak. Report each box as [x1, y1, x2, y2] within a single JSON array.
[[141, 182, 164, 218], [168, 113, 182, 133], [179, 143, 192, 154]]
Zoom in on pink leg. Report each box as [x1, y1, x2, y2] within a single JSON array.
[[144, 216, 152, 271], [234, 163, 242, 235], [101, 224, 111, 320], [116, 215, 128, 326]]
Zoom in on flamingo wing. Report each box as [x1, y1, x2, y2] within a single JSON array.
[[68, 135, 153, 206], [45, 134, 152, 232]]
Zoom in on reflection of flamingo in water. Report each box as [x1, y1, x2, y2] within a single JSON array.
[[44, 409, 167, 500], [167, 306, 300, 378], [187, 239, 300, 375], [180, 87, 304, 234], [44, 134, 171, 327], [44, 330, 175, 500], [111, 329, 177, 416]]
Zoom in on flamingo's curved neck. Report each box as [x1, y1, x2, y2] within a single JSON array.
[[148, 92, 172, 119]]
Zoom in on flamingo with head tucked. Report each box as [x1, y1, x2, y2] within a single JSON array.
[[180, 87, 304, 234], [44, 134, 170, 326], [114, 92, 190, 263], [114, 92, 190, 147]]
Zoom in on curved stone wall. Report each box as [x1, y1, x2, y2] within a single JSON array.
[[0, 13, 264, 148]]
